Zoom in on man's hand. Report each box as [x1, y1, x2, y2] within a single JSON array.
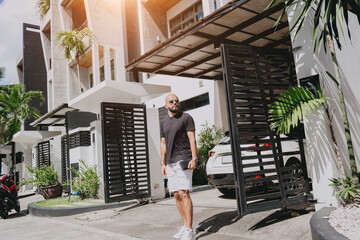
[[188, 160, 197, 170], [161, 165, 167, 176]]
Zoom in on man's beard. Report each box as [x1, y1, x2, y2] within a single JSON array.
[[169, 106, 180, 113]]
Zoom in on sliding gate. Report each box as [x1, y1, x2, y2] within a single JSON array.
[[101, 102, 151, 203], [221, 44, 310, 215]]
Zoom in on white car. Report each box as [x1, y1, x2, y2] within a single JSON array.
[[206, 132, 304, 196]]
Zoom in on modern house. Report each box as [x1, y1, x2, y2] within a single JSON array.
[[126, 0, 360, 214], [9, 0, 360, 215], [0, 23, 49, 187], [28, 0, 171, 202]]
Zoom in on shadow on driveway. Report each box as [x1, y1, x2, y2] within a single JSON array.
[[3, 209, 29, 220], [248, 208, 311, 230], [196, 210, 242, 239]]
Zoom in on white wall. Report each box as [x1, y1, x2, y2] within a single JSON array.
[[144, 74, 228, 139], [288, 3, 360, 209]]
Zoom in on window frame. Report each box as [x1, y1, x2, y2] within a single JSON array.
[[169, 0, 203, 37]]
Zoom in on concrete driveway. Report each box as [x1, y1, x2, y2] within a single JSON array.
[[0, 189, 313, 239]]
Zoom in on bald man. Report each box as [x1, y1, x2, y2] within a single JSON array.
[[160, 93, 198, 240]]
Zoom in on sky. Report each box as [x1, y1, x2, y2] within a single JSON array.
[[0, 0, 39, 85]]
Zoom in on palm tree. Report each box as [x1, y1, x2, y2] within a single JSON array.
[[56, 28, 93, 63], [36, 0, 50, 19], [0, 84, 45, 142], [56, 28, 93, 94], [0, 111, 9, 145], [0, 66, 5, 79], [266, 0, 360, 182]]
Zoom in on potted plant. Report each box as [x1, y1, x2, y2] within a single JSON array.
[[21, 165, 62, 199]]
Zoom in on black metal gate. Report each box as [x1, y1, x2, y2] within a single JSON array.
[[221, 44, 310, 215], [101, 102, 151, 203], [37, 140, 50, 167], [61, 136, 68, 185]]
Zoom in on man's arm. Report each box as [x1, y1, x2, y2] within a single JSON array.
[[160, 137, 167, 176], [187, 130, 198, 170]]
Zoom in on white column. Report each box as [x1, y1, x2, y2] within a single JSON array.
[[147, 108, 165, 200], [93, 120, 104, 199], [115, 47, 126, 82], [92, 43, 100, 85], [104, 46, 111, 82]]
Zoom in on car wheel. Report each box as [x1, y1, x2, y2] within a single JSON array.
[[218, 188, 235, 197]]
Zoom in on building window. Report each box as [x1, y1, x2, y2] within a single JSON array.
[[169, 1, 203, 37], [111, 59, 115, 80], [90, 73, 94, 88], [100, 66, 105, 82], [158, 92, 210, 123], [180, 92, 210, 112]]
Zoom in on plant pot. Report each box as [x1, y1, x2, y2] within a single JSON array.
[[40, 183, 62, 199]]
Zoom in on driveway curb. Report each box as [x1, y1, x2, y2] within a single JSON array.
[[28, 200, 138, 217], [310, 207, 348, 240], [28, 185, 213, 217]]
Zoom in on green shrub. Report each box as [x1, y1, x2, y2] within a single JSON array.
[[329, 174, 360, 204], [69, 160, 100, 200], [21, 165, 59, 188], [193, 122, 224, 185]]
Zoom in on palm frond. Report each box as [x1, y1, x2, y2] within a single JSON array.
[[269, 87, 330, 134], [56, 28, 93, 61], [265, 0, 360, 51], [36, 0, 50, 19]]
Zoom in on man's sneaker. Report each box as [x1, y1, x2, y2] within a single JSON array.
[[180, 228, 196, 240], [173, 225, 186, 239]]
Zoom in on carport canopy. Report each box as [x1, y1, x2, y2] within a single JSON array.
[[125, 0, 291, 79], [30, 103, 78, 127]]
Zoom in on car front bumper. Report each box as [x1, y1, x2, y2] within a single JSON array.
[[208, 174, 235, 188]]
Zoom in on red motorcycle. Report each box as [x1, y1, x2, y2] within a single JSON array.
[[0, 174, 20, 219]]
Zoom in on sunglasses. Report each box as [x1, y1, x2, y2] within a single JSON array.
[[169, 99, 179, 104]]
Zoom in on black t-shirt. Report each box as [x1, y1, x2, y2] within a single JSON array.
[[160, 111, 195, 165]]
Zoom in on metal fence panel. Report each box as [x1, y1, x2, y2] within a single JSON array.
[[101, 102, 151, 203], [37, 140, 50, 168], [221, 44, 310, 215]]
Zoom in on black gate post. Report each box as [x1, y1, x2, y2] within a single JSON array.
[[221, 44, 247, 215]]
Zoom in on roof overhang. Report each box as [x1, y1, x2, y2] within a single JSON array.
[[11, 130, 62, 144], [144, 0, 182, 11], [30, 103, 78, 127], [68, 80, 171, 113], [126, 0, 290, 80]]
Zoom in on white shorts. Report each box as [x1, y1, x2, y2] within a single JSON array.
[[166, 161, 193, 194]]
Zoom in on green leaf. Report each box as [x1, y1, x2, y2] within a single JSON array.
[[269, 86, 329, 134]]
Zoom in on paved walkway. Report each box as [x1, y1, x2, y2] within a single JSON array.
[[2, 189, 314, 239]]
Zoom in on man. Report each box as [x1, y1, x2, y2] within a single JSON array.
[[160, 93, 198, 240]]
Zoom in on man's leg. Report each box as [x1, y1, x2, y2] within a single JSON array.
[[177, 190, 193, 229], [174, 191, 186, 225]]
